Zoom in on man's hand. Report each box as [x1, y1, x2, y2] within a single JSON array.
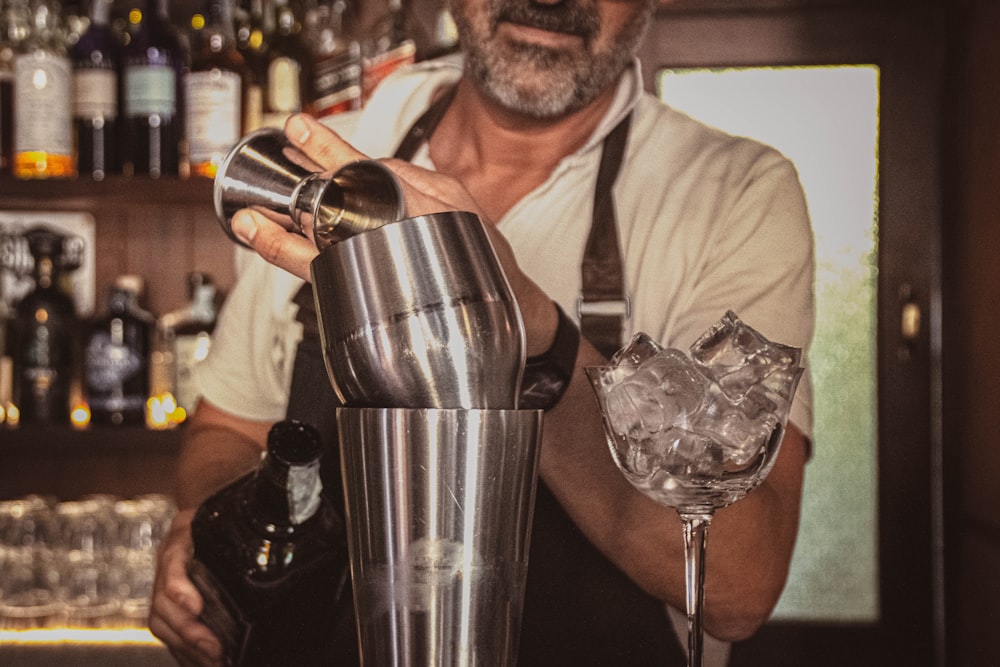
[[148, 509, 225, 667], [228, 112, 560, 356]]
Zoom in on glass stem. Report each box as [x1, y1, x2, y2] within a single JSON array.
[[680, 512, 712, 667]]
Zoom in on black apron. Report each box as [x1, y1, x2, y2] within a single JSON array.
[[286, 88, 686, 665]]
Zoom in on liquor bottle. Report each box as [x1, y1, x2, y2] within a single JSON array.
[[259, 0, 310, 129], [84, 274, 154, 426], [307, 0, 361, 118], [360, 0, 415, 104], [186, 0, 245, 178], [236, 0, 270, 132], [157, 271, 217, 416], [122, 0, 184, 178], [188, 419, 349, 666], [0, 0, 24, 176], [71, 0, 122, 181], [9, 227, 78, 424], [13, 0, 75, 179]]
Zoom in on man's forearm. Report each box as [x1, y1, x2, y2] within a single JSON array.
[[174, 402, 273, 510], [537, 338, 807, 641]]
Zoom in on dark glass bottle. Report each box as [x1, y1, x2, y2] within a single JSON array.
[[260, 0, 310, 129], [185, 0, 246, 178], [84, 275, 154, 425], [9, 227, 77, 424], [236, 0, 270, 132], [188, 419, 349, 666], [307, 0, 361, 119], [0, 0, 21, 177], [71, 0, 122, 181], [360, 0, 415, 104], [122, 0, 184, 178]]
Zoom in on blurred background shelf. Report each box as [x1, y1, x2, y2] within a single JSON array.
[[0, 426, 183, 500], [0, 176, 215, 209]]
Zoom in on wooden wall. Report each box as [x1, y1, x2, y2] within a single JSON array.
[[943, 1, 1000, 664]]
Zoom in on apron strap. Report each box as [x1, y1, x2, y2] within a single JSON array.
[[392, 85, 458, 161], [580, 114, 631, 358]]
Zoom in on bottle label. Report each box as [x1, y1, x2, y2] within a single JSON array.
[[124, 65, 177, 116], [73, 69, 118, 119], [85, 330, 143, 390], [361, 41, 416, 104], [267, 57, 301, 114], [185, 69, 242, 163], [287, 460, 323, 525], [312, 52, 362, 117], [243, 83, 264, 132], [13, 53, 72, 155]]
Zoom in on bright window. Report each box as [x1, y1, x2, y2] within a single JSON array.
[[658, 66, 880, 622]]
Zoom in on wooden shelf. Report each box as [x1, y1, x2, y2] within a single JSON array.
[[1, 425, 185, 501], [0, 175, 215, 209], [1, 424, 183, 452]]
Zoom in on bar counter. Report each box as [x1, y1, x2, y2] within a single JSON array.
[[0, 628, 175, 666]]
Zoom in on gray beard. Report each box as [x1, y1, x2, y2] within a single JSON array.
[[460, 10, 650, 118]]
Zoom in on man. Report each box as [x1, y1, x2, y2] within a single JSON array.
[[149, 0, 815, 663]]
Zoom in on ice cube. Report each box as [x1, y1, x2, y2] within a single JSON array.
[[602, 350, 708, 442], [659, 428, 725, 479], [637, 350, 709, 425], [606, 379, 667, 436], [610, 331, 665, 367], [690, 311, 802, 401], [621, 430, 673, 478], [690, 383, 783, 467]]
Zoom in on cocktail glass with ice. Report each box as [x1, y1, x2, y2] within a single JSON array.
[[585, 311, 804, 667]]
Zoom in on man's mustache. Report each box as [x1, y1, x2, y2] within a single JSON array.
[[492, 0, 600, 41]]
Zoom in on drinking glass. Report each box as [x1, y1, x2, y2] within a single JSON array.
[[0, 496, 61, 629], [54, 498, 120, 627], [585, 312, 804, 667]]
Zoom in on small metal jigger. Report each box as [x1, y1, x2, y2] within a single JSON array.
[[213, 128, 405, 249]]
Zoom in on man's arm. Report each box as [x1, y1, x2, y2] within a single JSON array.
[[541, 333, 807, 641], [148, 401, 274, 667]]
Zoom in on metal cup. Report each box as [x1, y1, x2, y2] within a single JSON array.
[[213, 128, 405, 248], [337, 407, 543, 667], [310, 211, 526, 409]]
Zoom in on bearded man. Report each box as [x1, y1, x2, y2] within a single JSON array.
[[150, 0, 815, 664]]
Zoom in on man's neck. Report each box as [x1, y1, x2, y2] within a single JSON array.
[[427, 78, 620, 224]]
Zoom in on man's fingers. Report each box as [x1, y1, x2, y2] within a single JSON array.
[[230, 209, 318, 281], [148, 509, 226, 667], [284, 113, 368, 172]]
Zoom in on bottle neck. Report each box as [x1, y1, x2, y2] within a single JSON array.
[[91, 0, 112, 26], [204, 0, 237, 42], [109, 287, 135, 312], [190, 285, 216, 321], [247, 452, 323, 531], [153, 0, 171, 21], [34, 256, 55, 289], [276, 1, 297, 38]]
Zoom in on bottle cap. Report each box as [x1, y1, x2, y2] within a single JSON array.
[[267, 419, 323, 465]]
